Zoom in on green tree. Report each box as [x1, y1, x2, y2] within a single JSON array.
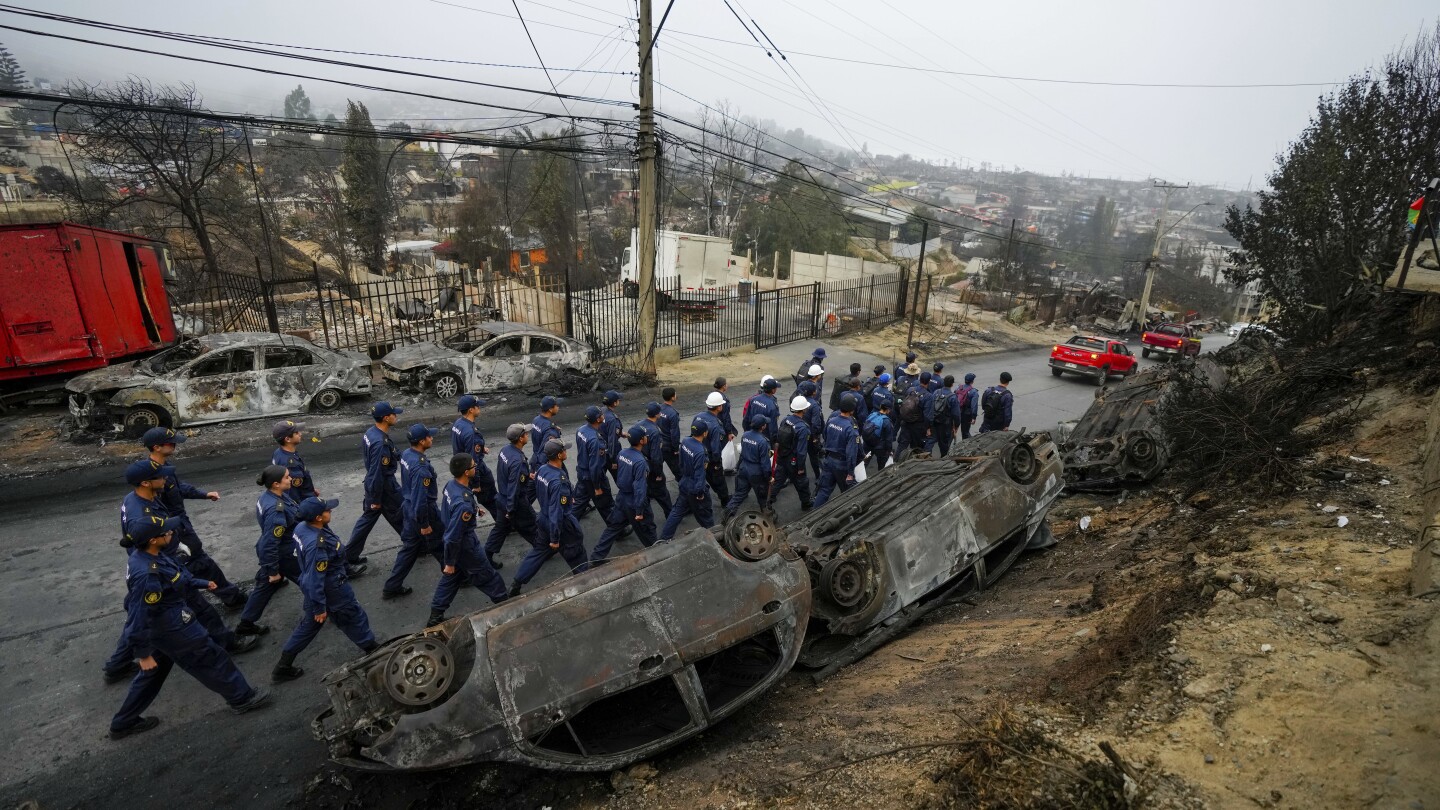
[[0, 43, 34, 127], [340, 100, 392, 274], [736, 160, 851, 275], [282, 85, 314, 121], [1225, 23, 1440, 340]]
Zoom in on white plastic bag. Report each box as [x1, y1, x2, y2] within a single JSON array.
[[853, 461, 868, 482], [721, 438, 739, 471]]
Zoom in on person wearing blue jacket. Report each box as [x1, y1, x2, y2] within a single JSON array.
[[271, 420, 317, 501], [452, 394, 498, 516], [569, 406, 614, 521], [979, 372, 1015, 433], [742, 377, 782, 440], [273, 497, 379, 682], [726, 417, 773, 516], [108, 516, 270, 739], [235, 464, 302, 637], [956, 373, 979, 439], [346, 402, 404, 575], [863, 401, 896, 471], [772, 398, 814, 510], [638, 403, 673, 516], [926, 376, 960, 457], [814, 394, 864, 508], [486, 424, 538, 562], [601, 390, 624, 482], [427, 457, 509, 627], [591, 426, 656, 563], [799, 380, 825, 477], [529, 395, 564, 475], [660, 423, 715, 540], [380, 424, 443, 600], [870, 373, 896, 415], [713, 378, 737, 440], [141, 427, 244, 608], [512, 439, 589, 596], [695, 392, 732, 503], [658, 387, 682, 478]]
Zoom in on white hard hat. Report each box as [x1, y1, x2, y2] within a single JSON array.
[[808, 364, 824, 376], [705, 391, 726, 408], [761, 374, 775, 384], [790, 396, 810, 412]]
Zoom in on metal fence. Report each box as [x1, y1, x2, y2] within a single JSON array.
[[164, 265, 914, 363]]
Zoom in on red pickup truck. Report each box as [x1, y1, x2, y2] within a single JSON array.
[[1049, 335, 1137, 385], [1141, 323, 1202, 359]]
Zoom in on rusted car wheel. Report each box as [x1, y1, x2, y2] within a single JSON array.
[[820, 556, 871, 609], [1002, 441, 1039, 484], [724, 510, 780, 562], [310, 388, 342, 413], [383, 637, 457, 708], [432, 373, 462, 400], [124, 405, 168, 438]]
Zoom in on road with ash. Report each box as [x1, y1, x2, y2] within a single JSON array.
[[0, 337, 1229, 808]]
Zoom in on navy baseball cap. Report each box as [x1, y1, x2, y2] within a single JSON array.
[[964, 372, 976, 383], [124, 458, 165, 486], [130, 515, 183, 544], [645, 402, 662, 417], [297, 496, 339, 522], [750, 416, 768, 431], [691, 422, 709, 436], [905, 351, 917, 362], [540, 395, 563, 410], [603, 390, 621, 405], [762, 378, 780, 391], [457, 394, 485, 412], [141, 427, 184, 448], [933, 362, 944, 372], [798, 381, 816, 395], [271, 420, 303, 442], [406, 423, 438, 444], [920, 371, 932, 383], [626, 424, 648, 444], [584, 405, 603, 422], [840, 393, 858, 411], [373, 401, 403, 419], [543, 439, 568, 460]]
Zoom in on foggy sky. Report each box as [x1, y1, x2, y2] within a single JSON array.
[[6, 0, 1434, 189]]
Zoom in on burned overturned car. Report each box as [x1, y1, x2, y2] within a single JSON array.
[[313, 529, 810, 772], [380, 322, 592, 399], [772, 431, 1064, 675], [67, 332, 371, 435]]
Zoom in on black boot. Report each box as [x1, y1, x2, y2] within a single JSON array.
[[360, 640, 379, 654], [507, 581, 523, 598], [427, 611, 446, 627], [271, 653, 304, 683], [235, 620, 270, 636]]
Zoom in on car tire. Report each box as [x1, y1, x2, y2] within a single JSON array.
[[432, 373, 462, 400], [1050, 367, 1063, 377], [1095, 366, 1109, 386], [310, 388, 343, 413], [1141, 348, 1151, 359], [1001, 440, 1039, 485], [124, 405, 169, 438]]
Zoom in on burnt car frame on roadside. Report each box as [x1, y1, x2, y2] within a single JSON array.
[[313, 530, 810, 773], [379, 321, 592, 400], [66, 332, 372, 435]]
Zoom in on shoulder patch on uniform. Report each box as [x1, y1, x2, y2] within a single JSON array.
[[316, 560, 328, 572], [170, 571, 181, 582], [381, 456, 391, 466], [560, 496, 568, 505], [148, 561, 158, 570], [273, 525, 285, 538], [422, 477, 432, 487], [461, 511, 473, 521], [143, 591, 161, 604]]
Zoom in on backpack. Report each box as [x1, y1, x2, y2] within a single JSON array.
[[931, 388, 954, 425], [957, 385, 974, 413], [899, 386, 925, 424], [981, 386, 1003, 418], [860, 376, 879, 404], [862, 412, 887, 449], [777, 417, 797, 457]]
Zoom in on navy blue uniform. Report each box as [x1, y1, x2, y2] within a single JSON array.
[[863, 411, 896, 471], [430, 480, 508, 613], [692, 411, 730, 504], [515, 464, 588, 586], [814, 413, 863, 508], [238, 490, 302, 625], [346, 425, 403, 564], [638, 419, 673, 516], [152, 458, 240, 604], [111, 549, 259, 732], [486, 443, 537, 557], [382, 447, 443, 594], [926, 386, 960, 457], [592, 447, 656, 562], [772, 415, 813, 509], [848, 388, 870, 423], [282, 522, 376, 656], [956, 383, 979, 439], [452, 416, 499, 514], [979, 385, 1015, 433], [871, 385, 896, 415], [660, 436, 715, 539], [273, 447, 316, 501], [717, 393, 737, 439], [657, 403, 682, 477], [804, 394, 825, 477], [742, 392, 780, 439], [529, 414, 562, 475], [726, 429, 773, 512], [569, 424, 613, 520], [601, 407, 623, 482]]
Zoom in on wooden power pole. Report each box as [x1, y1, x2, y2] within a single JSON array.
[[634, 0, 658, 374], [1136, 182, 1186, 332]]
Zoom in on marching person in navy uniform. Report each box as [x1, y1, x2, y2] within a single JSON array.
[[659, 423, 716, 540], [512, 440, 589, 597], [713, 378, 737, 442], [569, 405, 614, 521], [957, 372, 979, 439], [381, 424, 444, 599], [234, 464, 302, 637], [590, 425, 657, 564], [346, 402, 405, 576], [695, 392, 731, 504], [427, 455, 509, 627], [486, 424, 538, 562], [142, 427, 244, 609], [529, 395, 564, 476], [271, 420, 317, 502], [799, 380, 825, 477], [813, 394, 864, 508], [273, 497, 379, 682], [658, 387, 682, 478], [725, 416, 773, 516], [453, 393, 500, 520], [600, 390, 624, 483], [772, 397, 815, 510], [638, 403, 673, 517], [109, 516, 271, 739]]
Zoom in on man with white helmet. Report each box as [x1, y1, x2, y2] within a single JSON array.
[[771, 395, 815, 510], [692, 392, 731, 504]]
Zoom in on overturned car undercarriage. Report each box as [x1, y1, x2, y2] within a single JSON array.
[[313, 431, 1063, 773]]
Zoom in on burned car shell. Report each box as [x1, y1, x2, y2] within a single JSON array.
[[379, 321, 592, 398], [67, 332, 371, 430], [312, 529, 810, 772], [773, 431, 1063, 671]]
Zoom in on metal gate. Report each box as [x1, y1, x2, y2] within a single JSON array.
[[755, 283, 819, 349], [678, 281, 756, 359]]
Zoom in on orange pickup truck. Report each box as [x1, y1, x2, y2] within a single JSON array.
[[1141, 322, 1202, 359]]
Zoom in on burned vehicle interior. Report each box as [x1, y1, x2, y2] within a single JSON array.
[[313, 430, 1066, 774]]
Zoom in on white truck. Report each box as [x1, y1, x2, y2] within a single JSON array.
[[620, 229, 736, 311]]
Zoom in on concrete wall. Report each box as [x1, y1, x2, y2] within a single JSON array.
[[789, 250, 901, 286]]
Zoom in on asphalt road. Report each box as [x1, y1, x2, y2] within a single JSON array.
[[0, 336, 1229, 809]]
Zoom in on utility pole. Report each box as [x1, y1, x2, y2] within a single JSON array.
[[905, 219, 929, 349], [634, 0, 658, 374], [1135, 182, 1187, 333]]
